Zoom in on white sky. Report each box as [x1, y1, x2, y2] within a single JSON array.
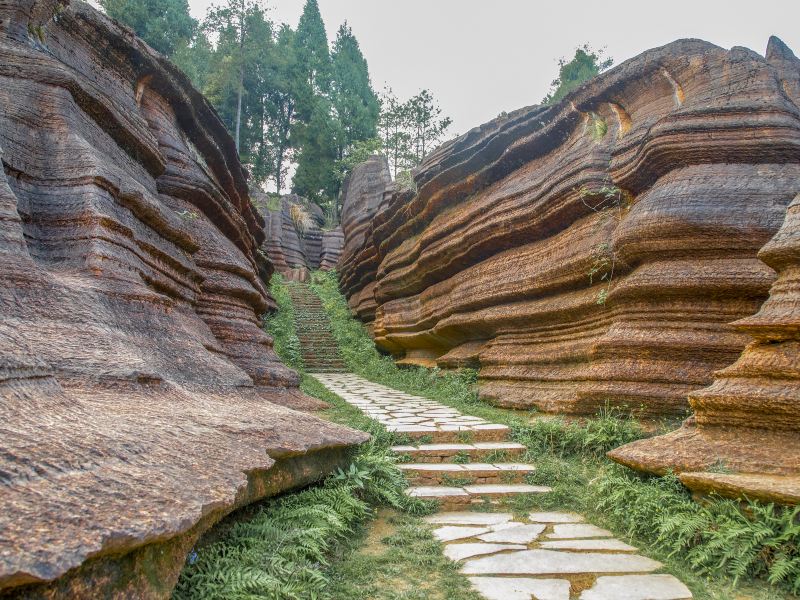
[[181, 0, 800, 137]]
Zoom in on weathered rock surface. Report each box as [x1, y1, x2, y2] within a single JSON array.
[[338, 38, 800, 419], [321, 226, 344, 270], [254, 193, 341, 280], [0, 2, 366, 597], [610, 171, 800, 502]]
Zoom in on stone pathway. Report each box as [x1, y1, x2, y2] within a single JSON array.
[[287, 283, 347, 372], [311, 373, 693, 600]]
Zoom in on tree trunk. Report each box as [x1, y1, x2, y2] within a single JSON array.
[[235, 70, 243, 152]]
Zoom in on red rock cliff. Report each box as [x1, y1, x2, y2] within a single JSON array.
[[338, 39, 800, 422], [0, 1, 366, 597]]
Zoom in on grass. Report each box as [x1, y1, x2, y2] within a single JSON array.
[[307, 269, 800, 599]]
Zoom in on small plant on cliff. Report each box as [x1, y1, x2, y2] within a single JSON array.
[[289, 203, 314, 235], [578, 184, 630, 305]]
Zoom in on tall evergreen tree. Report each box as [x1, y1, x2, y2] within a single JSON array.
[[100, 0, 196, 57], [204, 0, 273, 153], [260, 25, 301, 194], [291, 0, 337, 204], [331, 23, 379, 154]]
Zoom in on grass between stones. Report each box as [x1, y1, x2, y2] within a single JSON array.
[[304, 270, 800, 600]]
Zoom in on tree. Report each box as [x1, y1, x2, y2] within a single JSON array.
[[377, 87, 451, 177], [292, 97, 339, 204], [543, 44, 613, 105], [259, 25, 300, 194], [405, 89, 452, 165], [291, 0, 338, 205], [330, 23, 380, 162], [203, 0, 272, 153], [100, 0, 196, 57]]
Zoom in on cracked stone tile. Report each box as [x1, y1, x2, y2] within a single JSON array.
[[444, 543, 527, 562], [579, 575, 693, 599], [477, 524, 546, 544], [425, 512, 514, 526], [547, 524, 614, 539], [468, 576, 571, 600], [461, 549, 662, 575], [433, 526, 491, 542], [540, 539, 638, 552]]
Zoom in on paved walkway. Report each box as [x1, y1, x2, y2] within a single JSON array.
[[311, 372, 693, 600]]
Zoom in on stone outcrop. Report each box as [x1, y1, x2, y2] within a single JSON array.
[[338, 38, 800, 421], [321, 226, 344, 270], [338, 155, 394, 330], [254, 193, 341, 280], [610, 181, 800, 504], [610, 39, 800, 505], [0, 2, 366, 597]]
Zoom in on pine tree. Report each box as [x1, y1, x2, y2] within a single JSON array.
[[100, 0, 196, 57], [331, 23, 380, 161], [291, 0, 337, 205]]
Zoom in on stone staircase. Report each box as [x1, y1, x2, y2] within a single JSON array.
[[310, 373, 548, 508], [286, 282, 347, 372]]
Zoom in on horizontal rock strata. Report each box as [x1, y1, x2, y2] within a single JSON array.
[[610, 93, 800, 505], [255, 193, 341, 280], [0, 2, 366, 597], [339, 38, 800, 420]]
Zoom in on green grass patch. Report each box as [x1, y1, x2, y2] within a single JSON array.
[[307, 269, 800, 599]]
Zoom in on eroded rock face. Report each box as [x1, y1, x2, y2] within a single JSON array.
[[338, 39, 800, 419], [0, 2, 366, 597], [609, 182, 800, 503], [255, 193, 341, 280]]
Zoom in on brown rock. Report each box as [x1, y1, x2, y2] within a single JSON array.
[[253, 193, 340, 278], [0, 2, 366, 597], [339, 38, 800, 419]]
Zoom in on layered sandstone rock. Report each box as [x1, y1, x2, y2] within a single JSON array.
[[255, 193, 341, 280], [339, 39, 800, 419], [0, 2, 366, 597], [608, 32, 800, 499], [338, 155, 394, 326], [321, 226, 344, 270]]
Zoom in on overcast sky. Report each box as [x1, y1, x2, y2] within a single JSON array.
[[174, 0, 800, 137]]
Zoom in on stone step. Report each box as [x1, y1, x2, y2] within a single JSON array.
[[400, 463, 535, 485], [406, 483, 551, 508], [387, 423, 510, 444], [391, 442, 527, 463]]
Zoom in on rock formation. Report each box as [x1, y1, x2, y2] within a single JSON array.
[[255, 193, 341, 280], [338, 39, 800, 421], [609, 38, 800, 502], [321, 226, 344, 270], [0, 2, 366, 597]]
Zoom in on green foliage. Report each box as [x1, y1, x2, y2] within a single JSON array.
[[594, 468, 800, 594], [263, 274, 303, 370], [543, 44, 613, 105], [100, 0, 196, 57], [378, 87, 452, 177]]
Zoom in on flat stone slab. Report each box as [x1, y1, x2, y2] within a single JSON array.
[[461, 549, 663, 575], [548, 524, 614, 539], [541, 539, 638, 552], [468, 576, 571, 600], [407, 486, 469, 498], [478, 524, 546, 544], [425, 512, 513, 526], [464, 484, 552, 495], [399, 463, 465, 472], [433, 526, 490, 542], [579, 575, 693, 599], [444, 543, 526, 561], [529, 512, 585, 523]]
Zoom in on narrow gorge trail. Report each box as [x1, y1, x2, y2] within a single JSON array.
[[288, 282, 694, 600]]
